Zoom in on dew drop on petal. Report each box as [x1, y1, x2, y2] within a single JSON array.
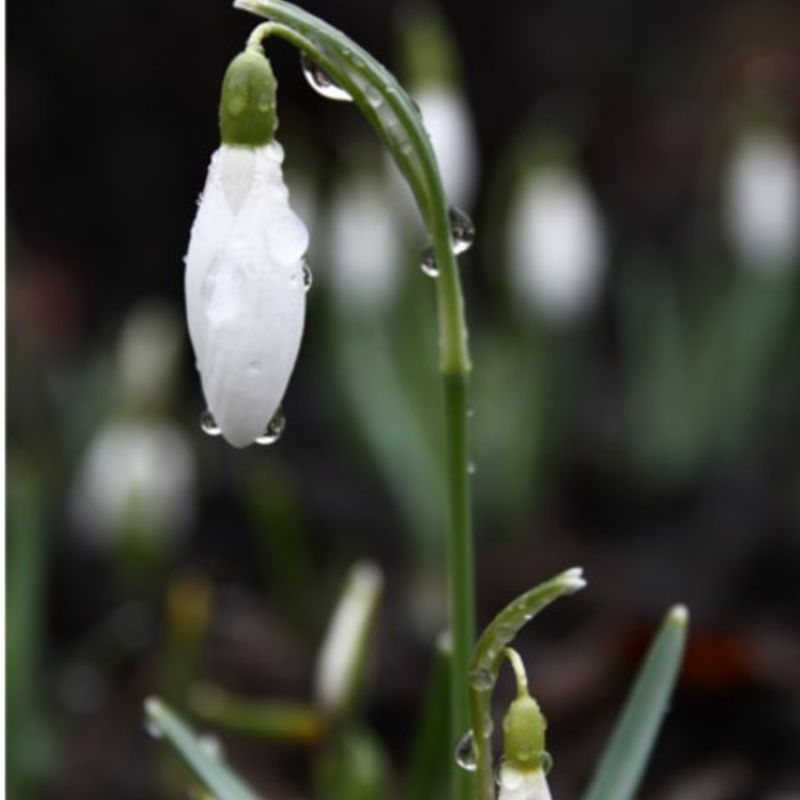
[[300, 53, 353, 102], [200, 410, 222, 437], [420, 246, 439, 277], [455, 730, 477, 772], [302, 260, 313, 291], [449, 206, 476, 254], [255, 407, 287, 446], [540, 751, 554, 774]]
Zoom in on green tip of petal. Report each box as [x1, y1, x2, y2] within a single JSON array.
[[219, 49, 278, 146]]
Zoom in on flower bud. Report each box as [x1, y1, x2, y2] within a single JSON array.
[[219, 49, 278, 146], [185, 47, 308, 447]]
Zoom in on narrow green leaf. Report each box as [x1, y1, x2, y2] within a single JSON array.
[[191, 685, 326, 744], [580, 605, 689, 800], [145, 697, 266, 800]]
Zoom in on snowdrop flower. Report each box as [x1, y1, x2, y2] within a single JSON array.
[[498, 648, 554, 800], [416, 86, 479, 209], [507, 152, 605, 323], [325, 170, 402, 313], [185, 47, 309, 447], [393, 4, 479, 212], [724, 123, 800, 276], [71, 420, 194, 548]]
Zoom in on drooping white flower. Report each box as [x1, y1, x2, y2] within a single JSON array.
[[508, 161, 605, 323], [185, 142, 308, 448], [185, 47, 309, 448], [724, 124, 800, 275], [498, 763, 553, 800]]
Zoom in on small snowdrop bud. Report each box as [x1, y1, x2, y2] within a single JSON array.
[[185, 44, 309, 447], [724, 123, 800, 276], [507, 141, 605, 323], [499, 648, 554, 800]]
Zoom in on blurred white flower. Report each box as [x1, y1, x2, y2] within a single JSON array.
[[497, 764, 553, 800], [508, 164, 605, 322], [71, 421, 194, 547], [314, 562, 383, 714], [724, 125, 800, 275], [325, 172, 401, 313], [185, 142, 309, 447], [116, 302, 182, 413], [416, 86, 479, 210]]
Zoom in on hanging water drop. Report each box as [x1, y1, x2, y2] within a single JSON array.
[[449, 206, 476, 254], [302, 260, 313, 291], [469, 667, 493, 692], [255, 407, 286, 446], [455, 730, 477, 772], [539, 751, 554, 774], [200, 410, 221, 437], [300, 53, 353, 102], [420, 246, 439, 277]]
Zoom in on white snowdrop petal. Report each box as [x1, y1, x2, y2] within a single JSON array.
[[498, 766, 553, 800], [326, 173, 400, 312], [509, 167, 604, 322], [185, 142, 308, 447], [219, 146, 256, 214], [725, 128, 800, 274]]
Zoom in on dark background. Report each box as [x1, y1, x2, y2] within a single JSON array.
[[7, 1, 800, 799]]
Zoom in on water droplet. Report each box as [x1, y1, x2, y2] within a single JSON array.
[[469, 668, 493, 691], [420, 246, 438, 277], [300, 53, 352, 102], [200, 410, 221, 437], [449, 206, 476, 254], [145, 721, 163, 739], [495, 622, 516, 643], [198, 734, 223, 760], [455, 731, 477, 772], [467, 461, 477, 476], [540, 751, 554, 774], [255, 407, 286, 446], [302, 260, 313, 291]]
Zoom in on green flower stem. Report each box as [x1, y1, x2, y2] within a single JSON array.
[[468, 569, 586, 800], [236, 3, 475, 798]]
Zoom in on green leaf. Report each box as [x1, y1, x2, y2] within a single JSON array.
[[192, 685, 326, 744], [145, 698, 266, 800], [580, 605, 689, 800]]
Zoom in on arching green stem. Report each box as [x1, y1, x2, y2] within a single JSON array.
[[235, 3, 475, 800]]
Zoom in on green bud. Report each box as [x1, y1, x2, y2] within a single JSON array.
[[219, 49, 278, 146], [502, 693, 547, 769]]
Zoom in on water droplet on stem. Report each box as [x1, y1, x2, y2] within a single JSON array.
[[300, 53, 353, 102], [449, 206, 476, 254], [455, 730, 477, 772]]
